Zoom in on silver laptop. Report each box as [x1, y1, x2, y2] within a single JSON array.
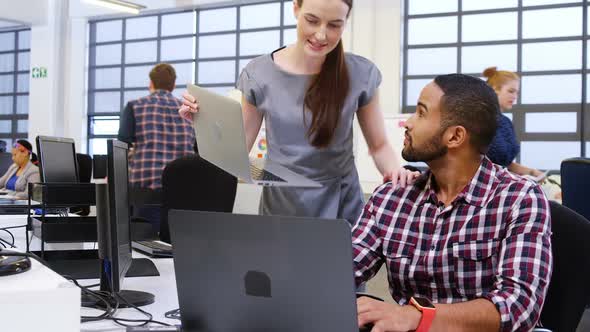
[[188, 84, 320, 187], [169, 209, 359, 332]]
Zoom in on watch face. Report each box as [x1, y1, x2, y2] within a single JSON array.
[[412, 297, 435, 308]]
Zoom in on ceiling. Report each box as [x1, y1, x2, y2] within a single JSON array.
[[0, 0, 256, 28], [0, 19, 25, 29]]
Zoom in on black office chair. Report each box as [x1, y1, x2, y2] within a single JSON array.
[[77, 153, 92, 183], [537, 201, 590, 331], [70, 153, 92, 216], [561, 158, 590, 222], [92, 154, 107, 179], [159, 155, 237, 243], [0, 152, 13, 175]]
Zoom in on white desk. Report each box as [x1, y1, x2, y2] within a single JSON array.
[[2, 214, 181, 331], [0, 253, 81, 332]]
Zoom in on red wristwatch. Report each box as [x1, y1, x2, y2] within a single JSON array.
[[410, 296, 436, 332]]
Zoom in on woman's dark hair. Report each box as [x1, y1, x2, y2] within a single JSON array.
[[297, 0, 353, 148], [16, 139, 38, 165]]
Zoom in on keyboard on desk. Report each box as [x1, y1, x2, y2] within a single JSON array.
[[132, 240, 173, 258], [249, 164, 286, 182]]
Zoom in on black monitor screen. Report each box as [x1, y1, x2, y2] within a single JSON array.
[[107, 140, 132, 292], [36, 136, 78, 183]]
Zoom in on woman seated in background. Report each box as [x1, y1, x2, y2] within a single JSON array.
[[483, 67, 546, 181], [0, 139, 40, 199]]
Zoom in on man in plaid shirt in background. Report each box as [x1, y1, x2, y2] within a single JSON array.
[[118, 63, 195, 230], [353, 74, 551, 332]]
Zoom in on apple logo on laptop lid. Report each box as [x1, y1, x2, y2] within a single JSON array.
[[244, 270, 271, 298]]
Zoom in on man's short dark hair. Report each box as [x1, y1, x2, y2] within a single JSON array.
[[149, 63, 176, 91], [434, 74, 499, 153]]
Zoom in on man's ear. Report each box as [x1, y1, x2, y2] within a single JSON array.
[[444, 125, 468, 149]]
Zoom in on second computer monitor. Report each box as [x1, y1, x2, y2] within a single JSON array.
[[35, 136, 78, 183], [106, 139, 132, 292], [97, 139, 154, 307]]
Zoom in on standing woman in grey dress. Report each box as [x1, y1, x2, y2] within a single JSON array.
[[180, 0, 417, 224]]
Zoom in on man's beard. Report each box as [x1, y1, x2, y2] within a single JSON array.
[[402, 130, 448, 162]]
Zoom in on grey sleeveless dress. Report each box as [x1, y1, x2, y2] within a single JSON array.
[[237, 50, 382, 225]]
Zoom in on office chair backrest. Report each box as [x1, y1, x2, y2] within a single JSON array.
[[92, 154, 107, 179], [561, 158, 590, 221], [70, 153, 92, 216], [76, 153, 92, 183], [0, 152, 13, 175], [539, 201, 590, 331], [160, 155, 237, 243]]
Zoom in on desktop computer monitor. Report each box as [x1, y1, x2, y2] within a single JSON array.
[[35, 136, 78, 183], [95, 139, 154, 307]]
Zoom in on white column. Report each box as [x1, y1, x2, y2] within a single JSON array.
[[28, 0, 68, 143], [348, 0, 402, 115], [28, 0, 88, 152], [63, 17, 89, 152]]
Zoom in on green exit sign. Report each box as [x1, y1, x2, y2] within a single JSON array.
[[31, 67, 47, 78]]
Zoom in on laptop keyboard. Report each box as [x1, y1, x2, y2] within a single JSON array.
[[132, 240, 173, 257], [249, 164, 287, 182]]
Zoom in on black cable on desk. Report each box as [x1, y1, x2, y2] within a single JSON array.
[[64, 276, 116, 322], [0, 228, 15, 247], [0, 225, 26, 230], [102, 271, 171, 328], [0, 237, 12, 248]]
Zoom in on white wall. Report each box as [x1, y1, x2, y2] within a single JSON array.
[[26, 0, 89, 152], [27, 0, 68, 143], [63, 18, 90, 152], [348, 0, 405, 192]]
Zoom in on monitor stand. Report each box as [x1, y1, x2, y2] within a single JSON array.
[[81, 257, 156, 308]]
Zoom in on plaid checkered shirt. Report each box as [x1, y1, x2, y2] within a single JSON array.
[[352, 156, 552, 332], [125, 90, 195, 189]]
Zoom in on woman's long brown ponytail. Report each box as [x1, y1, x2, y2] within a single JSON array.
[[297, 0, 353, 148], [304, 40, 349, 148]]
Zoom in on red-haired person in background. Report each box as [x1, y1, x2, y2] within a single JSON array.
[[483, 67, 545, 181]]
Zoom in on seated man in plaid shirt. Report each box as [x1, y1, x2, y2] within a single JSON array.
[[353, 74, 552, 332]]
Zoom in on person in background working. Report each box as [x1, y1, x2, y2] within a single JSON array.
[[0, 139, 40, 199], [118, 63, 196, 232], [483, 67, 546, 181], [180, 0, 418, 226]]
